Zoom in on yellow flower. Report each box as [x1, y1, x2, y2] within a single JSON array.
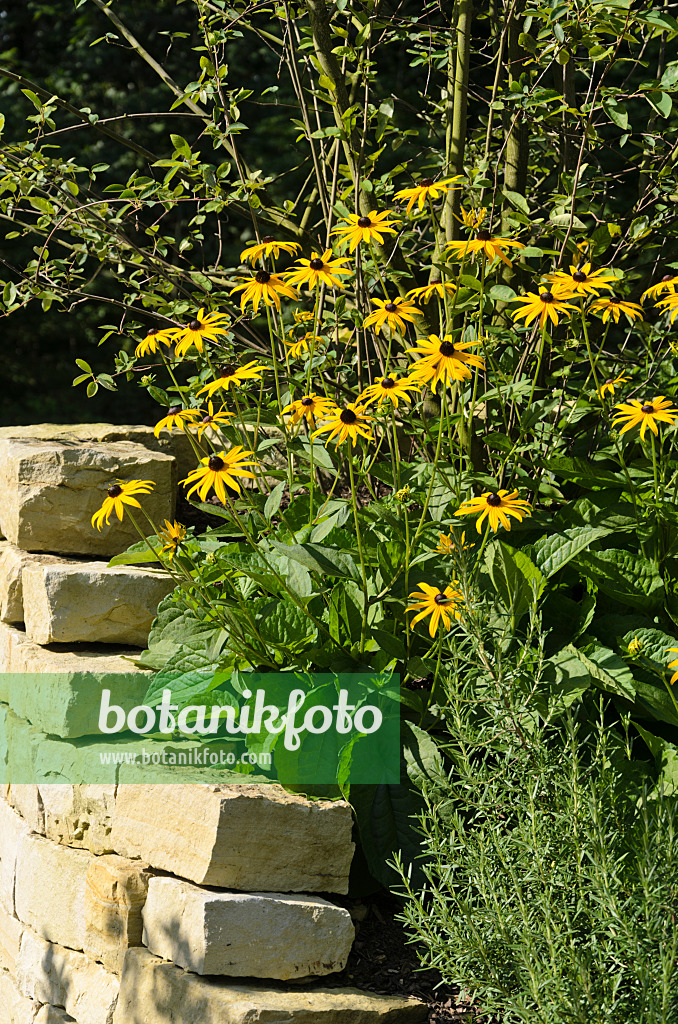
[[331, 210, 399, 252], [407, 334, 485, 392], [230, 270, 298, 314], [135, 326, 178, 358], [596, 373, 631, 400], [454, 489, 533, 533], [284, 249, 352, 290], [358, 374, 422, 409], [240, 237, 301, 264], [181, 448, 259, 503], [284, 331, 322, 360], [588, 296, 643, 324], [197, 360, 266, 398], [511, 289, 578, 329], [406, 582, 464, 638], [627, 636, 643, 657], [459, 206, 487, 231], [393, 176, 462, 216], [195, 401, 234, 441], [406, 279, 457, 304], [656, 293, 678, 324], [282, 392, 334, 427], [174, 308, 231, 358], [157, 519, 187, 561], [445, 229, 525, 267], [667, 648, 678, 685], [641, 275, 678, 302], [545, 262, 617, 297], [91, 479, 156, 531], [311, 403, 374, 447], [612, 397, 678, 440], [364, 296, 422, 335], [153, 405, 201, 438], [436, 530, 472, 554]]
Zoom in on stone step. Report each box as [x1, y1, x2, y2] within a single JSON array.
[[114, 948, 427, 1024], [0, 437, 176, 556], [0, 541, 85, 626], [22, 560, 175, 647], [142, 876, 354, 979], [110, 783, 354, 894]]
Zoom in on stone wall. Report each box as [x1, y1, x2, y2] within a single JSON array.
[[0, 425, 426, 1024]]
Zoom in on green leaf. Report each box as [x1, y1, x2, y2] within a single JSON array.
[[575, 549, 664, 610], [255, 599, 316, 649], [264, 482, 285, 522], [534, 526, 612, 578], [487, 542, 545, 623], [21, 89, 43, 110], [602, 97, 629, 130], [75, 358, 92, 373], [572, 643, 637, 701], [645, 91, 672, 118], [549, 212, 587, 231], [272, 541, 359, 581], [502, 189, 528, 215], [170, 133, 192, 157], [144, 637, 217, 707]]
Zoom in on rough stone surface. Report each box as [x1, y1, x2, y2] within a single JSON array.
[[113, 948, 427, 1024], [110, 784, 354, 893], [39, 783, 117, 856], [0, 621, 150, 738], [142, 877, 354, 979], [0, 437, 176, 556], [22, 561, 175, 647], [18, 928, 119, 1024], [34, 1007, 78, 1023], [0, 965, 39, 1024], [84, 854, 150, 975], [0, 542, 83, 625], [14, 832, 92, 952], [0, 899, 22, 971], [0, 798, 32, 916]]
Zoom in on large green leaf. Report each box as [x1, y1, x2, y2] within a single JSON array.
[[487, 541, 545, 622], [272, 541, 360, 580], [255, 599, 317, 649], [137, 595, 220, 671], [572, 642, 637, 701], [534, 526, 611, 578], [144, 637, 219, 707], [575, 549, 665, 610]]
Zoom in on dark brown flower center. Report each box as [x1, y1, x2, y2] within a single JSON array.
[[384, 302, 398, 312], [309, 258, 325, 271], [605, 378, 614, 385], [255, 270, 271, 284], [476, 229, 491, 241], [107, 485, 123, 498], [662, 274, 673, 282], [641, 403, 655, 414], [301, 397, 314, 406], [381, 377, 396, 388], [540, 291, 554, 302], [439, 340, 456, 357], [486, 492, 502, 507], [219, 364, 236, 378], [340, 409, 357, 424], [357, 216, 372, 228], [201, 415, 213, 424], [208, 456, 225, 471], [168, 405, 182, 416], [146, 328, 157, 336], [572, 271, 587, 282], [262, 235, 275, 244], [609, 297, 620, 304], [434, 592, 451, 605], [189, 320, 202, 331], [419, 178, 434, 187]]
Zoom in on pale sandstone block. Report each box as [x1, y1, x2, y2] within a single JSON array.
[[34, 1007, 78, 1023], [0, 899, 22, 971], [0, 437, 175, 556], [142, 876, 353, 979], [18, 928, 119, 1024], [39, 783, 117, 857], [113, 948, 427, 1024], [22, 562, 175, 647], [0, 798, 32, 916], [0, 542, 83, 625], [84, 854, 150, 975], [110, 784, 354, 893], [0, 966, 39, 1023], [6, 784, 44, 834], [14, 832, 92, 952]]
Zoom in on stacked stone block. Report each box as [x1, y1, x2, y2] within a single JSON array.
[[0, 425, 426, 1023]]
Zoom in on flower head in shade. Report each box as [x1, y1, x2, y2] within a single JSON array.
[[656, 293, 678, 324], [284, 249, 352, 290], [195, 401, 234, 441], [197, 361, 266, 399], [596, 373, 631, 400], [612, 397, 678, 440], [181, 449, 259, 502], [393, 176, 463, 216], [454, 490, 533, 533], [407, 334, 485, 392], [240, 237, 301, 264], [157, 519, 187, 561], [358, 374, 422, 409], [331, 210, 399, 252], [135, 326, 178, 358], [445, 229, 525, 267], [282, 392, 334, 427], [589, 296, 643, 324], [545, 262, 617, 297], [364, 296, 422, 335], [175, 309, 231, 358], [311, 403, 374, 447], [91, 480, 155, 531], [406, 583, 464, 637], [231, 270, 298, 314], [284, 331, 322, 360], [436, 530, 472, 554], [641, 275, 678, 303], [153, 405, 200, 438], [667, 648, 678, 685], [406, 279, 457, 304], [511, 290, 578, 329]]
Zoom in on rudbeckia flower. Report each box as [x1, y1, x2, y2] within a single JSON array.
[[612, 397, 678, 440], [175, 309, 231, 358], [407, 334, 485, 392], [596, 373, 631, 400], [195, 401, 234, 440], [666, 648, 678, 685], [459, 206, 487, 231], [363, 296, 422, 334], [545, 262, 616, 297], [406, 582, 464, 637], [511, 290, 578, 329], [91, 480, 156, 531], [284, 331, 322, 360], [358, 374, 421, 409], [331, 210, 399, 252], [182, 449, 259, 502], [454, 490, 533, 533], [588, 296, 643, 324], [240, 237, 301, 264], [197, 360, 266, 398], [656, 293, 678, 324], [284, 250, 352, 289], [406, 279, 457, 304], [153, 406, 201, 438], [231, 270, 298, 313], [282, 393, 334, 426], [393, 176, 462, 216], [641, 275, 678, 302], [445, 229, 525, 267], [157, 519, 187, 561], [436, 530, 472, 554], [135, 326, 178, 358], [311, 403, 374, 447]]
